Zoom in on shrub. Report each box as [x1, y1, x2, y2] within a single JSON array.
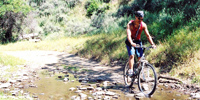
[[86, 0, 99, 17]]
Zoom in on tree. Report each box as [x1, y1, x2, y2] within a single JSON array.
[[0, 0, 31, 43]]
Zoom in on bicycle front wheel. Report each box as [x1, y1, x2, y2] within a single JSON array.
[[123, 61, 134, 87], [138, 63, 157, 96]]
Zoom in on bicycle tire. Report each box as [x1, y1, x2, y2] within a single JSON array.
[[123, 61, 134, 87], [138, 63, 157, 96]]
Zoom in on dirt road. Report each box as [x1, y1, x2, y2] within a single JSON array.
[[4, 50, 124, 83]]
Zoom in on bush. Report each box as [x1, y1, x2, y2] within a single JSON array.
[[66, 0, 81, 8], [86, 0, 99, 17]]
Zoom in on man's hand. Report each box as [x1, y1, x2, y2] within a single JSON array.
[[152, 44, 156, 49], [131, 43, 137, 47]]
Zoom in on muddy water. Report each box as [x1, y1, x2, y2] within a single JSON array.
[[26, 70, 190, 100]]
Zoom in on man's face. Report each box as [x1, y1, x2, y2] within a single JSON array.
[[136, 16, 143, 22]]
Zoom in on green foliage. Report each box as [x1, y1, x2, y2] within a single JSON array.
[[86, 0, 99, 17], [85, 0, 110, 17], [0, 0, 31, 16]]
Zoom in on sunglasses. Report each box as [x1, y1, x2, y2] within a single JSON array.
[[138, 17, 143, 20]]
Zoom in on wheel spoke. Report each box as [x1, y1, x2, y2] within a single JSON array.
[[138, 64, 157, 96]]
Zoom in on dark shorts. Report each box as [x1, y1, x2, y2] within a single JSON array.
[[126, 40, 143, 57]]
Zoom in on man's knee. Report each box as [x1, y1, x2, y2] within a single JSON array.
[[129, 55, 134, 59]]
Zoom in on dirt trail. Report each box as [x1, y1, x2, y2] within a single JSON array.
[[4, 50, 124, 83]]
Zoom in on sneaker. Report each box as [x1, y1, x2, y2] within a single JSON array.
[[128, 70, 134, 77], [133, 68, 138, 75]]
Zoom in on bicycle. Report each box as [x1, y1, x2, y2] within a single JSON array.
[[123, 45, 157, 97]]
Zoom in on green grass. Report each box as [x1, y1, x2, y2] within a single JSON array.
[[0, 52, 25, 66]]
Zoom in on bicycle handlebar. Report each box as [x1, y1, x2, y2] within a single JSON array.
[[135, 44, 153, 49]]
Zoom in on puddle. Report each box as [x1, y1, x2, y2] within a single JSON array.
[[25, 70, 190, 100]]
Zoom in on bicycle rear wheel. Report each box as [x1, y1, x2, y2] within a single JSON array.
[[138, 63, 157, 96], [123, 62, 134, 87]]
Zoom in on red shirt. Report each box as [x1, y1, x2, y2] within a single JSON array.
[[130, 20, 143, 40]]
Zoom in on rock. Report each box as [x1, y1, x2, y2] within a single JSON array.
[[191, 93, 200, 99], [16, 79, 22, 82], [96, 83, 101, 87], [0, 79, 7, 83], [41, 66, 49, 69], [113, 95, 119, 99], [29, 84, 37, 88], [0, 83, 11, 88], [82, 81, 88, 83], [18, 85, 24, 89], [63, 78, 69, 82], [105, 91, 115, 96], [125, 93, 135, 97], [3, 88, 10, 93], [62, 71, 68, 74], [88, 97, 93, 100], [58, 76, 62, 79], [71, 95, 77, 100], [64, 74, 69, 77], [10, 90, 19, 96], [104, 96, 111, 100], [79, 93, 87, 100], [22, 76, 29, 80], [142, 84, 149, 91], [75, 90, 82, 93], [96, 87, 102, 91], [87, 87, 94, 90], [32, 95, 38, 98], [69, 87, 76, 91], [97, 78, 104, 82], [22, 72, 28, 76], [9, 80, 17, 84], [96, 91, 105, 95], [80, 87, 87, 91], [134, 92, 145, 98]]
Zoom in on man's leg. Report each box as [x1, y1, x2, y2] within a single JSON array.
[[126, 45, 135, 76], [129, 55, 134, 70]]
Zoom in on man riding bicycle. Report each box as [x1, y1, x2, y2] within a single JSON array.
[[125, 11, 156, 77]]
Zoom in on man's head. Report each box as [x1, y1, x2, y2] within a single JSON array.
[[135, 11, 144, 18], [135, 11, 144, 21]]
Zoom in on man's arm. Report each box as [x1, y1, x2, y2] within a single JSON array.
[[143, 22, 156, 48], [127, 21, 136, 47]]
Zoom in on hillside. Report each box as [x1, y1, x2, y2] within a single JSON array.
[[0, 0, 200, 84]]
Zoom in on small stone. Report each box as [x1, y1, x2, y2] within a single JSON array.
[[64, 74, 69, 77], [79, 93, 87, 99], [88, 97, 93, 100], [0, 83, 11, 88], [80, 87, 87, 91], [96, 87, 102, 91], [63, 78, 69, 82], [113, 95, 119, 99], [69, 87, 76, 91], [62, 71, 68, 74], [134, 92, 145, 98], [105, 91, 115, 96], [58, 76, 62, 79], [75, 90, 82, 93], [71, 95, 76, 100], [87, 87, 94, 90]]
